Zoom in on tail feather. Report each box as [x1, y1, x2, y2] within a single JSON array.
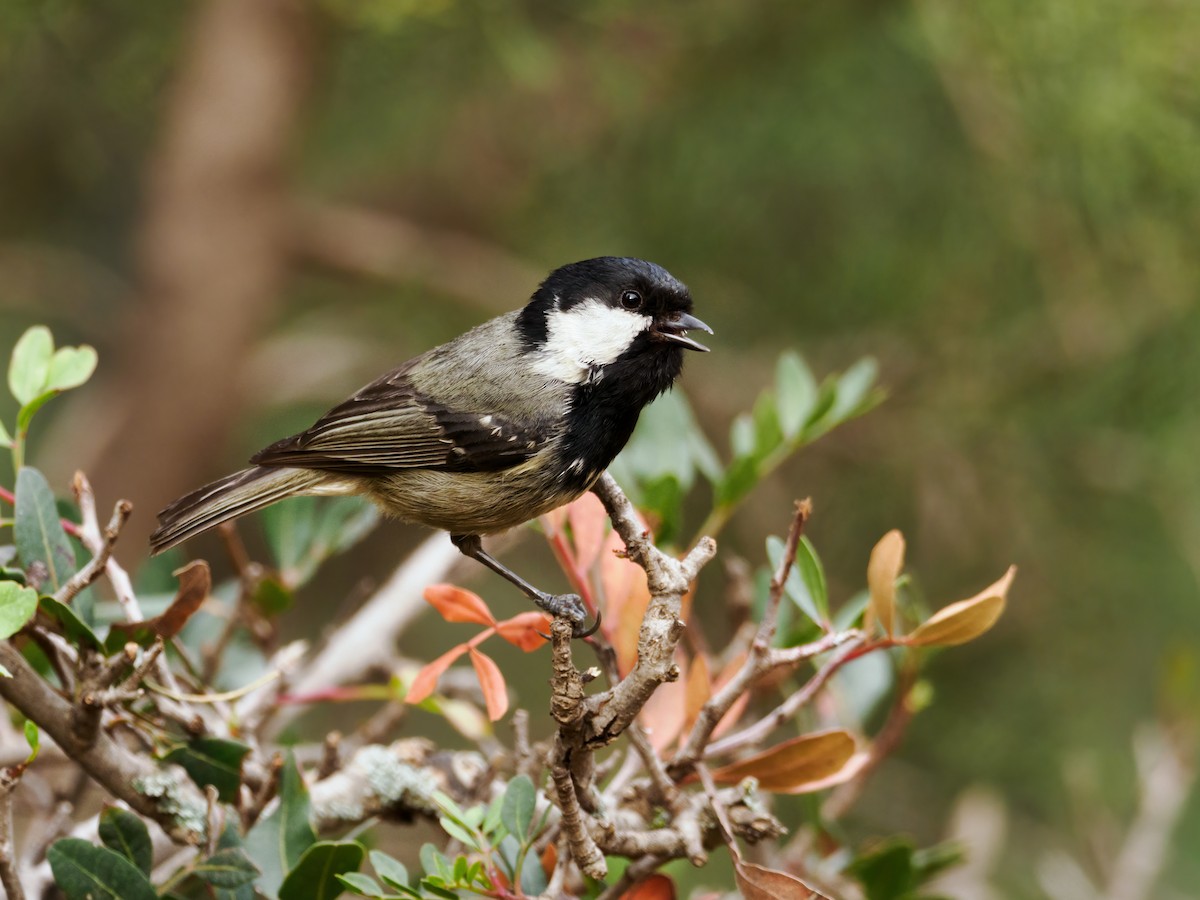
[[149, 466, 327, 555]]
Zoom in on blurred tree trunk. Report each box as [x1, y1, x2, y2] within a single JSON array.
[[84, 0, 313, 554]]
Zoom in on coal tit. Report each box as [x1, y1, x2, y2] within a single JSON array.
[[149, 257, 711, 634]]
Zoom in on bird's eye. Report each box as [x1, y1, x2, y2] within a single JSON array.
[[620, 290, 643, 311]]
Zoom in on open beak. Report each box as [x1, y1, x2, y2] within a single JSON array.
[[655, 311, 713, 352]]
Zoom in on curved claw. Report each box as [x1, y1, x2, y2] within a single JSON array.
[[574, 609, 602, 640], [535, 609, 603, 642]]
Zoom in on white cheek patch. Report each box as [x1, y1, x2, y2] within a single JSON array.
[[531, 300, 651, 383]]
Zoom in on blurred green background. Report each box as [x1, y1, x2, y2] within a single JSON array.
[[2, 0, 1198, 896]]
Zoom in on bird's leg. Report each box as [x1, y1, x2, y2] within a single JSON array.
[[450, 534, 600, 638]]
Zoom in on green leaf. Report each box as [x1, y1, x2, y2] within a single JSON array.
[[438, 815, 479, 848], [47, 838, 158, 900], [776, 352, 819, 440], [162, 737, 250, 803], [794, 536, 830, 623], [249, 574, 294, 615], [847, 837, 918, 900], [338, 872, 402, 898], [39, 596, 103, 651], [829, 357, 881, 423], [23, 719, 39, 762], [730, 413, 756, 458], [481, 794, 505, 836], [518, 841, 548, 896], [0, 581, 38, 640], [243, 752, 315, 898], [0, 418, 11, 449], [46, 345, 98, 392], [419, 843, 451, 880], [191, 848, 261, 888], [501, 774, 536, 843], [766, 535, 823, 625], [14, 467, 75, 593], [8, 326, 53, 406], [714, 455, 759, 507], [264, 496, 379, 588], [752, 390, 784, 458], [98, 807, 152, 874], [278, 841, 365, 900], [369, 850, 412, 891]]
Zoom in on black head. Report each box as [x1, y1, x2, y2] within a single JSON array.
[[515, 257, 710, 356]]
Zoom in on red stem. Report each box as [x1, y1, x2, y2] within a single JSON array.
[[0, 483, 83, 537], [544, 530, 597, 616]]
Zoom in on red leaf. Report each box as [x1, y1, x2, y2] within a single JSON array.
[[567, 492, 608, 571], [469, 647, 509, 721], [496, 611, 551, 651], [424, 584, 496, 626], [405, 643, 470, 705], [734, 860, 829, 899], [619, 874, 676, 899]]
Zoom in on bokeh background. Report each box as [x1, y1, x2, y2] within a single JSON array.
[[2, 0, 1198, 896]]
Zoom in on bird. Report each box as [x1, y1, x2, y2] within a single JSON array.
[[149, 257, 711, 635]]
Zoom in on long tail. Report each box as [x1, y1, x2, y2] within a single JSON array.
[[149, 466, 330, 555]]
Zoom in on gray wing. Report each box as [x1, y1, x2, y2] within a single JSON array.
[[250, 364, 549, 476]]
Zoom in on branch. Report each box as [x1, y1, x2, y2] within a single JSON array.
[[583, 475, 717, 746], [0, 642, 207, 843], [704, 637, 864, 758], [0, 765, 25, 900]]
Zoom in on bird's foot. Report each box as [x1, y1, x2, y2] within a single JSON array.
[[534, 592, 602, 639]]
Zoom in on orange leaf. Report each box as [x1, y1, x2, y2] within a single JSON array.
[[682, 653, 713, 737], [709, 729, 858, 793], [540, 842, 557, 879], [405, 643, 470, 705], [496, 611, 551, 651], [619, 874, 677, 899], [866, 530, 904, 637], [711, 650, 751, 741], [469, 647, 509, 721], [734, 860, 829, 899], [907, 565, 1015, 647], [567, 492, 608, 572], [601, 529, 651, 675], [639, 655, 690, 751], [424, 584, 496, 626]]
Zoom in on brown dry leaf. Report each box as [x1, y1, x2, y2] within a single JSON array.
[[108, 560, 211, 644], [710, 729, 858, 793], [424, 584, 496, 626], [734, 860, 829, 899], [866, 530, 904, 636], [567, 492, 608, 572], [405, 643, 469, 705], [469, 647, 508, 721], [495, 611, 551, 651], [619, 874, 677, 899], [906, 565, 1016, 647]]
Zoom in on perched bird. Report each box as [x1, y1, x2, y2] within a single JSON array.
[[150, 257, 711, 635]]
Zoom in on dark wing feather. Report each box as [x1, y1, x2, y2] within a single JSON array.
[[250, 369, 549, 476]]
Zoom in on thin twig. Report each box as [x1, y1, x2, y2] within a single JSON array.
[[53, 499, 132, 606], [705, 637, 864, 758], [0, 765, 26, 900]]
